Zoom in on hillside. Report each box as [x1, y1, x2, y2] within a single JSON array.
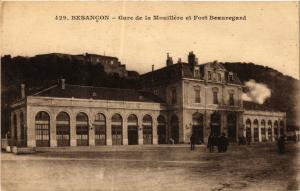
[[1, 54, 140, 136]]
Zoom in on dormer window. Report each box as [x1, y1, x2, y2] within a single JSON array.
[[228, 73, 233, 82], [217, 73, 221, 81], [208, 71, 212, 80], [194, 68, 200, 78]]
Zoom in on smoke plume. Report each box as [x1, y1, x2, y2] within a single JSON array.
[[242, 79, 271, 104]]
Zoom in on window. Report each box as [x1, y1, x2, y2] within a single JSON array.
[[56, 112, 70, 147], [154, 89, 159, 95], [228, 73, 233, 82], [35, 111, 50, 147], [208, 71, 212, 80], [76, 112, 89, 146], [171, 88, 177, 104], [194, 68, 200, 78], [213, 92, 218, 104], [217, 73, 221, 81], [195, 89, 201, 103], [229, 93, 234, 106], [212, 88, 219, 104], [95, 113, 106, 145]]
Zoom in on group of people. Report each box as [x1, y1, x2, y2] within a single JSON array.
[[207, 133, 229, 153], [190, 133, 287, 154], [190, 133, 229, 153]]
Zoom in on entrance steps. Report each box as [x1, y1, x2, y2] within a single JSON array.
[[11, 146, 36, 154], [34, 144, 207, 152]]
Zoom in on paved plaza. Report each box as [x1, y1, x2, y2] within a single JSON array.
[[1, 143, 300, 191]]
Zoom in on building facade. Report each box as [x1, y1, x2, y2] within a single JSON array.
[[9, 52, 287, 148]]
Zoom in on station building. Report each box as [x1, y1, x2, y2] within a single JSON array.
[[9, 52, 286, 148]]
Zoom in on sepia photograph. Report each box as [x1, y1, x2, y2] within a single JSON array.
[[1, 2, 300, 191]]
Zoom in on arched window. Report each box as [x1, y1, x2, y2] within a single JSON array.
[[56, 112, 70, 147], [143, 115, 153, 144], [212, 88, 219, 104], [253, 119, 259, 142], [95, 113, 106, 145], [76, 112, 89, 146], [111, 114, 122, 145], [267, 120, 272, 142], [157, 115, 166, 144], [35, 111, 50, 147], [274, 121, 279, 140], [246, 119, 251, 143], [127, 114, 138, 145], [261, 120, 266, 142]]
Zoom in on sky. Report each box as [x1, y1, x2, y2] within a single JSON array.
[[1, 2, 299, 79]]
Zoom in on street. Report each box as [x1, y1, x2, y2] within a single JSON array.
[[1, 143, 299, 191]]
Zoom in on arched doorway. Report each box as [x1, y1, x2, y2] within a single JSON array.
[[253, 119, 259, 142], [267, 120, 272, 142], [94, 113, 106, 145], [227, 113, 237, 142], [76, 112, 89, 146], [192, 113, 204, 144], [143, 115, 153, 144], [111, 114, 122, 145], [35, 111, 50, 147], [170, 115, 179, 144], [245, 119, 251, 143], [157, 116, 166, 144], [274, 121, 279, 140], [56, 112, 70, 147], [211, 112, 221, 136], [128, 114, 138, 145], [261, 120, 266, 142]]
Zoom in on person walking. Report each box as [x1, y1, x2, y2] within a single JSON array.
[[190, 133, 195, 151], [207, 133, 214, 152], [220, 133, 229, 152], [277, 135, 285, 154]]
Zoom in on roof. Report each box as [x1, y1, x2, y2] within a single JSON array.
[[140, 63, 195, 86], [32, 84, 165, 103], [243, 101, 279, 112], [140, 62, 242, 86]]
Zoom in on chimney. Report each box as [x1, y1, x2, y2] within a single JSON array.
[[20, 84, 25, 99], [60, 79, 65, 90], [152, 65, 154, 72], [166, 53, 173, 66], [188, 51, 196, 67]]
